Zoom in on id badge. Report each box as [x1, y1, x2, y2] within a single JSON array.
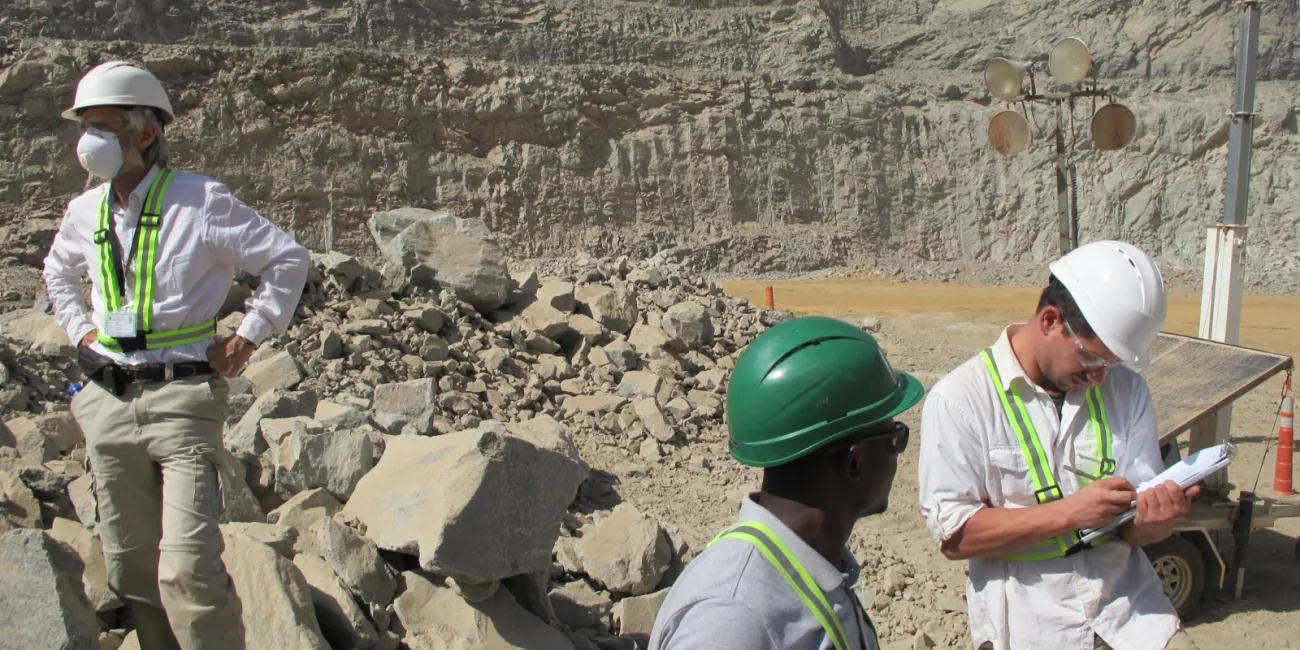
[[103, 312, 138, 338]]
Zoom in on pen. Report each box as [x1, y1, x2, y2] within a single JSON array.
[[1061, 464, 1093, 480]]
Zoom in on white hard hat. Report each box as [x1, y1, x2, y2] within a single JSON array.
[[1049, 240, 1168, 369], [62, 61, 175, 125]]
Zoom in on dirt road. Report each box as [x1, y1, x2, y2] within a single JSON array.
[[704, 277, 1300, 649]]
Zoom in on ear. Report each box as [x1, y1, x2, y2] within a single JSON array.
[[135, 123, 157, 151], [1036, 305, 1061, 335], [843, 446, 863, 481]]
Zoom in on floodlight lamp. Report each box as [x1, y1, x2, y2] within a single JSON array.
[[988, 110, 1032, 157], [1049, 38, 1093, 84], [985, 58, 1031, 102], [1091, 103, 1137, 150]]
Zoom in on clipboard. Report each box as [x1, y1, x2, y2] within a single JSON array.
[[1076, 443, 1233, 545]]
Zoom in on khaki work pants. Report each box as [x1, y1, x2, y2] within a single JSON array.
[[72, 375, 245, 650]]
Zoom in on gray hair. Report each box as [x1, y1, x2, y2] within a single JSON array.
[[122, 106, 170, 170]]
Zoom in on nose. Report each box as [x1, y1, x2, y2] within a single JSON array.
[[1084, 366, 1108, 386]]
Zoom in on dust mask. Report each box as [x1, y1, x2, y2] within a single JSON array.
[[76, 128, 124, 179]]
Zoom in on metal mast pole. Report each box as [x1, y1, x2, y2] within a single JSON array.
[[1054, 108, 1074, 254], [1193, 0, 1261, 491]]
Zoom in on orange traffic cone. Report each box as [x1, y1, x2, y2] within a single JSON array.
[[1275, 393, 1294, 496]]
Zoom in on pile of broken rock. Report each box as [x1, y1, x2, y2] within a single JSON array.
[[0, 208, 796, 650]]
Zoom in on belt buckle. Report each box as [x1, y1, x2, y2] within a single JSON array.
[[164, 363, 175, 382]]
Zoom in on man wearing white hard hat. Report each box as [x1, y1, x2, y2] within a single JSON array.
[[42, 61, 309, 649], [917, 240, 1200, 650]]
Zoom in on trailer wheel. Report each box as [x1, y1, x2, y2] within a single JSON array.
[[1146, 535, 1206, 618]]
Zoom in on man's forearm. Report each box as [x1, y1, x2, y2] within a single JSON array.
[[941, 502, 1074, 560]]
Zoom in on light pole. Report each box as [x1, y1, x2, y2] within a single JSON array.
[[984, 38, 1137, 255]]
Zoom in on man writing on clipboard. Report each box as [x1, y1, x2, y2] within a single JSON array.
[[917, 240, 1201, 650]]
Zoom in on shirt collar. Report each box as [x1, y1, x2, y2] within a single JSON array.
[[989, 325, 1033, 392], [737, 493, 861, 592], [992, 324, 1102, 406], [110, 165, 161, 210]]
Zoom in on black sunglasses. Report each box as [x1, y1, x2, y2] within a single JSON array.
[[825, 421, 910, 458]]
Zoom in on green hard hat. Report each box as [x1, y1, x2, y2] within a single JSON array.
[[725, 316, 924, 468]]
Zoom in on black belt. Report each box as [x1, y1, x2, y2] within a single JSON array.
[[78, 345, 214, 397], [120, 361, 214, 384]]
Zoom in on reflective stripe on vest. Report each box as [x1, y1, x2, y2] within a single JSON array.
[[710, 521, 870, 650], [94, 170, 216, 353], [979, 348, 1118, 560]]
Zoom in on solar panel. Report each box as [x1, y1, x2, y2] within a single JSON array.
[[1138, 332, 1293, 443]]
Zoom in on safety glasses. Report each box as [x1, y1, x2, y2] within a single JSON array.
[[1062, 320, 1120, 370], [829, 421, 910, 458]]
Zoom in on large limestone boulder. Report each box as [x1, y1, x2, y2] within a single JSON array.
[[45, 518, 122, 612], [368, 208, 511, 312], [272, 424, 374, 501], [341, 429, 588, 584], [0, 529, 100, 650], [219, 530, 331, 650], [575, 285, 638, 334]]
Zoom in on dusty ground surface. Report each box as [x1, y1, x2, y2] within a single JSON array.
[[581, 276, 1300, 649]]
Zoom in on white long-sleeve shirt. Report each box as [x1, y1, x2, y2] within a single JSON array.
[[42, 165, 310, 366], [918, 326, 1180, 650]]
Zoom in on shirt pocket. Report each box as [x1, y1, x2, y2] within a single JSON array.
[[157, 252, 192, 292], [988, 445, 1037, 507]]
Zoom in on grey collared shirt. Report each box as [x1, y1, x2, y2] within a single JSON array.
[[648, 494, 880, 650]]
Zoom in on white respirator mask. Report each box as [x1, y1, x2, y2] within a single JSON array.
[[76, 128, 124, 180]]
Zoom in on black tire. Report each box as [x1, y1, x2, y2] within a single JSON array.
[[1145, 534, 1206, 619]]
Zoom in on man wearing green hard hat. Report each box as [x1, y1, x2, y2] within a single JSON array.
[[648, 316, 924, 650]]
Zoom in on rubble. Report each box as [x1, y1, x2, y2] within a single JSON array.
[[394, 571, 575, 650], [244, 351, 304, 395], [0, 468, 40, 531], [371, 378, 438, 435], [575, 504, 672, 597], [0, 243, 821, 647], [7, 416, 59, 463], [612, 589, 670, 645]]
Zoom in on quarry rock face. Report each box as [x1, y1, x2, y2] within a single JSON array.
[[1, 2, 1297, 292]]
